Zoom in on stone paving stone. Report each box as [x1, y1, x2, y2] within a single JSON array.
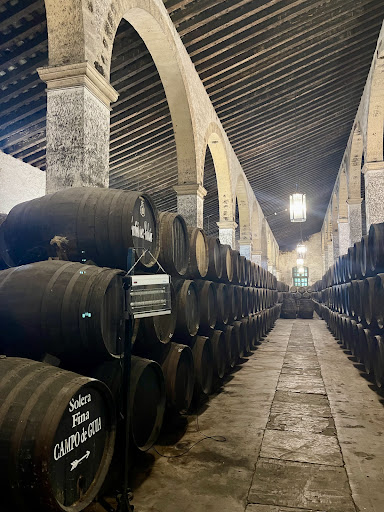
[[277, 374, 326, 394], [248, 458, 356, 512], [260, 429, 342, 466], [280, 367, 322, 377], [268, 410, 336, 435], [246, 505, 320, 512]]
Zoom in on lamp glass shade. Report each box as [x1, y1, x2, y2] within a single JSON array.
[[296, 243, 307, 257], [290, 193, 306, 222], [298, 266, 305, 275], [297, 258, 304, 266]]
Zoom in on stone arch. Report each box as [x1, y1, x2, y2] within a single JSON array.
[[235, 174, 251, 242], [366, 48, 384, 162], [338, 167, 348, 220], [44, 0, 198, 185], [204, 125, 234, 223], [348, 123, 364, 201]]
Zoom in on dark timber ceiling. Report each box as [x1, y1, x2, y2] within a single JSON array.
[[1, 0, 384, 249]]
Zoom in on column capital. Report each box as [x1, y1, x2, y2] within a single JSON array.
[[362, 161, 384, 174], [173, 183, 207, 199], [217, 220, 237, 230], [337, 217, 348, 223], [347, 197, 362, 205], [37, 62, 119, 109], [238, 238, 251, 245]]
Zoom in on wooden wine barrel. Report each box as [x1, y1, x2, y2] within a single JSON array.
[[368, 223, 384, 275], [241, 286, 249, 317], [92, 356, 165, 452], [241, 317, 251, 353], [195, 279, 218, 332], [157, 212, 189, 276], [131, 282, 176, 358], [346, 247, 354, 281], [160, 342, 194, 412], [185, 227, 209, 279], [353, 241, 363, 280], [215, 283, 229, 326], [190, 336, 213, 395], [224, 325, 237, 368], [360, 328, 375, 377], [227, 285, 237, 322], [172, 279, 200, 339], [239, 255, 246, 285], [373, 335, 384, 389], [232, 321, 246, 359], [235, 285, 243, 320], [209, 330, 226, 379], [245, 259, 252, 287], [0, 261, 125, 362], [374, 274, 384, 329], [247, 315, 257, 349], [231, 249, 240, 284], [206, 236, 223, 281], [0, 187, 159, 270], [362, 277, 376, 327], [0, 357, 115, 512], [220, 244, 233, 283]]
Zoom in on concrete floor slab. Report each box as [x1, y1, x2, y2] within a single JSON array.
[[248, 458, 355, 512], [260, 429, 342, 466]]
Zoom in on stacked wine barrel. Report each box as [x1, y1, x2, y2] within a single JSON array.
[[0, 187, 281, 510], [312, 222, 384, 391]]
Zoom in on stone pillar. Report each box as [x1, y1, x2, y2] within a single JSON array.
[[347, 198, 362, 246], [338, 219, 350, 256], [217, 220, 237, 249], [173, 184, 207, 228], [251, 251, 262, 266], [239, 240, 252, 259], [363, 163, 384, 230], [38, 63, 118, 194]]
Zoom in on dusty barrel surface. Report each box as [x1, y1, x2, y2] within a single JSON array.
[[0, 187, 159, 270], [186, 227, 209, 279], [195, 279, 218, 332], [160, 342, 195, 412], [91, 356, 165, 452], [209, 329, 226, 379], [215, 282, 229, 326], [220, 244, 233, 283], [190, 336, 213, 395], [0, 357, 115, 512], [157, 212, 189, 276], [172, 278, 200, 339], [368, 223, 384, 275], [224, 324, 237, 368], [206, 236, 222, 280], [0, 261, 125, 362]]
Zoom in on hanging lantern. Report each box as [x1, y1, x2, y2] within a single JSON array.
[[296, 258, 304, 266], [298, 266, 305, 275], [290, 193, 306, 222], [296, 243, 307, 257]]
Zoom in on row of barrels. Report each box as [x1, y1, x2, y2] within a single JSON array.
[[315, 304, 384, 390], [313, 222, 384, 289], [0, 303, 281, 512], [313, 275, 384, 330], [0, 260, 279, 362], [0, 186, 278, 289]]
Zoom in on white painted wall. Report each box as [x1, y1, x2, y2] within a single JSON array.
[[0, 151, 46, 214]]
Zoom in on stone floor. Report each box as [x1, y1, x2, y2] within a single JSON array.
[[130, 318, 384, 512]]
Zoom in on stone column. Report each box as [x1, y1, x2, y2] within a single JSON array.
[[38, 63, 118, 194], [338, 219, 350, 256], [251, 251, 262, 266], [347, 198, 362, 246], [217, 220, 237, 248], [173, 184, 207, 228], [239, 240, 252, 259], [363, 162, 384, 230]]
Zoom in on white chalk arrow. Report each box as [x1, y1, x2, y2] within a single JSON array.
[[70, 450, 90, 471]]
